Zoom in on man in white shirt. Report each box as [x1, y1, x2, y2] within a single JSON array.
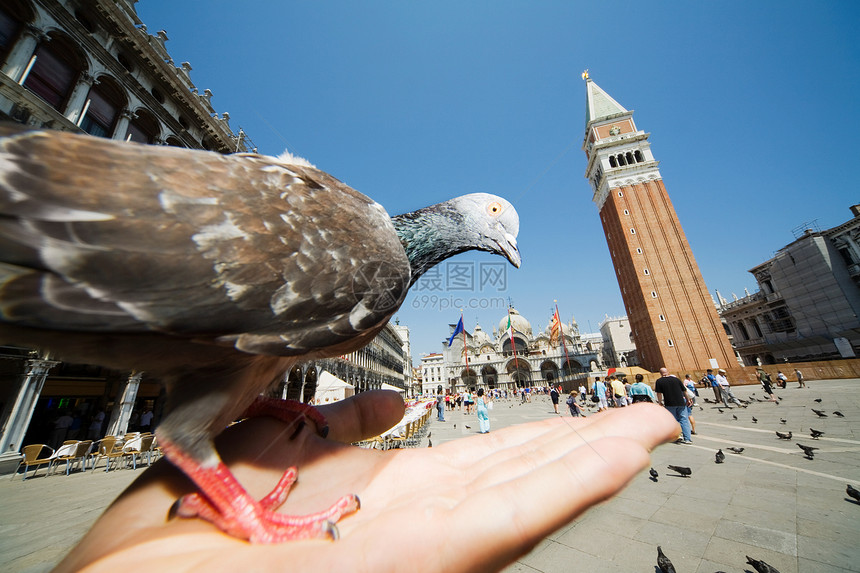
[[716, 369, 744, 407]]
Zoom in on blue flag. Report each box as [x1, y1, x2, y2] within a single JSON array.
[[447, 317, 464, 347]]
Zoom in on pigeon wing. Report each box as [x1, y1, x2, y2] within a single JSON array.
[[0, 126, 409, 356]]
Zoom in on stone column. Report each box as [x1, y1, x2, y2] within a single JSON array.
[[105, 372, 143, 437], [0, 358, 59, 474], [64, 73, 97, 125], [112, 108, 134, 140], [1, 25, 47, 81]]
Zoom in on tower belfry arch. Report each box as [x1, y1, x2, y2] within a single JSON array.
[[581, 74, 736, 374]]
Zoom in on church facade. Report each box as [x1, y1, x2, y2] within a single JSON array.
[[428, 308, 602, 394]]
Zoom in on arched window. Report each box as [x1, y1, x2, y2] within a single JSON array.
[[0, 1, 33, 62], [79, 76, 125, 138], [626, 152, 634, 164], [23, 32, 86, 111], [126, 108, 160, 144], [617, 154, 627, 166], [634, 149, 644, 162], [165, 136, 185, 147], [609, 156, 617, 168]]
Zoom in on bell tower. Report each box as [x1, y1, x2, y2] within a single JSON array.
[[581, 73, 736, 375]]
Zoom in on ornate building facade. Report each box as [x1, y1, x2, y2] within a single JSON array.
[[581, 75, 737, 375], [718, 205, 860, 364], [427, 308, 602, 394]]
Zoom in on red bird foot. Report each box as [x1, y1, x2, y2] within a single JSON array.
[[163, 396, 358, 542]]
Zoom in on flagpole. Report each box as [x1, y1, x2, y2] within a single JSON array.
[[508, 307, 519, 387], [555, 300, 572, 387], [461, 309, 468, 376]]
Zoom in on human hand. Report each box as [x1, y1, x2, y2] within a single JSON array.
[[56, 392, 677, 573]]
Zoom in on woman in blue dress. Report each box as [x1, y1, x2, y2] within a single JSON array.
[[476, 388, 491, 433]]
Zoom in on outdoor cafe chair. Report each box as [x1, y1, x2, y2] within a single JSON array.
[[121, 434, 155, 470], [48, 440, 92, 476], [90, 436, 123, 472], [12, 444, 54, 480]]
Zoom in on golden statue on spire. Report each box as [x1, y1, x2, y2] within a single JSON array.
[[581, 69, 590, 80]]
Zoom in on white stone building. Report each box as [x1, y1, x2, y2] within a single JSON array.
[[718, 205, 860, 364], [600, 315, 638, 368], [435, 308, 602, 394]]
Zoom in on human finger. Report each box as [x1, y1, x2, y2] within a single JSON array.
[[316, 389, 405, 443], [452, 435, 658, 572]]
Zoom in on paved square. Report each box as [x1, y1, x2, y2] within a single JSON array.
[[1, 378, 858, 572]]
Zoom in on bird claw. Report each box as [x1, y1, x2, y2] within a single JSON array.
[[172, 466, 360, 543]]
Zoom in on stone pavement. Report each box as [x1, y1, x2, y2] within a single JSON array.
[[1, 379, 858, 572]]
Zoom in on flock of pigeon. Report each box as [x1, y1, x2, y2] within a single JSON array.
[[651, 388, 859, 573]]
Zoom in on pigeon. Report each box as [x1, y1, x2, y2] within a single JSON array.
[[715, 449, 725, 464], [0, 125, 521, 543], [465, 425, 471, 429], [776, 431, 792, 440], [667, 465, 692, 477], [656, 546, 676, 573], [727, 447, 745, 454], [718, 408, 724, 413], [427, 439, 432, 448], [732, 414, 738, 420], [797, 443, 818, 458], [752, 416, 758, 423], [833, 411, 844, 417], [780, 418, 787, 424], [649, 467, 659, 481], [814, 398, 822, 403], [746, 555, 782, 573], [810, 429, 824, 439], [847, 484, 860, 502], [812, 409, 828, 417]]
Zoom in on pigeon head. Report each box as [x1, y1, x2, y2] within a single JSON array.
[[392, 192, 520, 286]]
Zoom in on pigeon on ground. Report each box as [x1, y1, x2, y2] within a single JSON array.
[[649, 467, 659, 481], [718, 408, 724, 413], [812, 409, 828, 417], [814, 398, 822, 403], [667, 465, 692, 477], [656, 545, 676, 573], [465, 425, 471, 429], [427, 439, 432, 448], [780, 418, 787, 424], [776, 431, 792, 440], [752, 416, 758, 423], [727, 447, 745, 454], [715, 449, 725, 464], [810, 429, 824, 439], [847, 484, 860, 502], [797, 443, 818, 459], [746, 555, 782, 573], [0, 125, 521, 543], [833, 411, 844, 417], [732, 414, 738, 420]]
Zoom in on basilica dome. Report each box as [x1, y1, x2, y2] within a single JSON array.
[[472, 323, 493, 346], [498, 308, 532, 337]]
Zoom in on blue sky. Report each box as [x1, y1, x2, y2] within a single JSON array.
[[136, 1, 859, 364]]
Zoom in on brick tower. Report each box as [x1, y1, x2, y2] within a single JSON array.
[[581, 74, 736, 375]]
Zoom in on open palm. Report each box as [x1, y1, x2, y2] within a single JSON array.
[[57, 392, 677, 573]]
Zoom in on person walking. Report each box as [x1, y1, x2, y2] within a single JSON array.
[[610, 375, 627, 408], [579, 384, 586, 402], [795, 368, 806, 388], [683, 374, 699, 407], [705, 369, 720, 402], [629, 373, 656, 403], [716, 369, 744, 407], [566, 390, 585, 417], [758, 370, 778, 403], [655, 367, 693, 444], [435, 391, 446, 422], [550, 386, 560, 414], [776, 370, 788, 389], [476, 388, 491, 433], [593, 377, 609, 412]]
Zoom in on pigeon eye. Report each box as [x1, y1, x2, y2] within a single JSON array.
[[487, 202, 502, 216]]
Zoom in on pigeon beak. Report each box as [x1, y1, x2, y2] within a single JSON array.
[[498, 232, 521, 268]]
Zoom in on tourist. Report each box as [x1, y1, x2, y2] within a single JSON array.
[[758, 370, 778, 403], [654, 367, 693, 444], [795, 368, 805, 388], [716, 369, 744, 407], [436, 391, 446, 422], [550, 386, 560, 414], [566, 390, 586, 417], [776, 370, 788, 389], [683, 374, 699, 407], [610, 375, 627, 408], [629, 373, 656, 403], [705, 368, 720, 402], [593, 377, 609, 412], [579, 384, 586, 402], [476, 388, 491, 433]]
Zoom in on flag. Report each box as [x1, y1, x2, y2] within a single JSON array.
[[549, 310, 560, 347], [447, 317, 464, 347], [505, 314, 513, 339]]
